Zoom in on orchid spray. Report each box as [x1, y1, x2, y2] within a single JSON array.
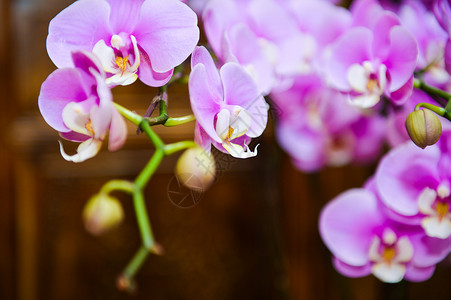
[[39, 0, 451, 292]]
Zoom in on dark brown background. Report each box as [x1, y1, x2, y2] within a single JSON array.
[[1, 0, 451, 299]]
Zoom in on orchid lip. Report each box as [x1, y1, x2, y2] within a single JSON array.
[[346, 61, 387, 108], [418, 186, 451, 239], [92, 34, 141, 86], [215, 107, 258, 158], [368, 229, 413, 283]]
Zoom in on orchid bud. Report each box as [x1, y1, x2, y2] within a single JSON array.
[[83, 193, 124, 236], [405, 109, 442, 149], [175, 147, 216, 192]]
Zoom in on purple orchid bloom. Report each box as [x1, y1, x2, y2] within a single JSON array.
[[47, 0, 199, 87], [189, 46, 268, 158], [320, 186, 451, 282], [325, 0, 418, 108], [376, 130, 451, 239], [202, 0, 303, 94], [397, 1, 450, 86], [434, 0, 451, 74], [272, 75, 386, 172], [38, 50, 127, 162]]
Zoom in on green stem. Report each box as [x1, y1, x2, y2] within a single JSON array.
[[415, 102, 451, 120], [164, 140, 197, 156], [121, 246, 150, 279], [133, 188, 155, 250], [140, 119, 164, 150], [135, 148, 164, 190], [113, 101, 196, 291], [414, 78, 451, 103], [100, 180, 135, 195], [113, 102, 142, 126], [164, 114, 196, 127]]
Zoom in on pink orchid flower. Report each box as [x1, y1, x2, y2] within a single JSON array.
[[189, 46, 269, 158], [39, 51, 127, 162], [47, 0, 199, 87]]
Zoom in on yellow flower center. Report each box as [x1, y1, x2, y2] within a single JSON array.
[[115, 55, 129, 75], [436, 201, 449, 221], [85, 121, 95, 136], [382, 246, 396, 263]]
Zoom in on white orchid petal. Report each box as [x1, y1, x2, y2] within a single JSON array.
[[437, 182, 450, 199], [368, 236, 382, 262], [229, 109, 251, 140], [59, 139, 102, 163], [372, 262, 406, 283], [62, 102, 90, 135], [223, 142, 258, 159], [394, 236, 414, 263], [121, 73, 139, 86], [110, 35, 126, 50], [378, 64, 387, 91], [349, 94, 380, 108], [418, 187, 437, 215], [216, 109, 231, 140], [347, 63, 368, 93], [382, 228, 397, 246], [105, 72, 138, 86], [129, 35, 140, 71], [422, 216, 451, 239], [92, 40, 117, 74]]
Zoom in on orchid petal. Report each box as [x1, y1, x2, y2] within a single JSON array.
[[422, 216, 451, 239], [222, 142, 258, 159], [229, 108, 252, 140], [349, 94, 380, 108], [107, 0, 144, 33], [347, 63, 368, 93], [418, 188, 437, 215], [38, 68, 89, 132], [189, 63, 222, 143], [372, 262, 406, 283], [62, 102, 90, 136], [92, 39, 117, 74], [394, 236, 414, 263], [221, 63, 268, 137], [108, 107, 127, 151], [59, 139, 102, 163], [137, 49, 173, 87], [46, 0, 112, 68], [133, 0, 199, 73]]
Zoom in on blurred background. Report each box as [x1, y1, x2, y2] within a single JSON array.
[[2, 0, 451, 299]]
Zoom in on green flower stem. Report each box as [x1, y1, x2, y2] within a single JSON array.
[[164, 114, 196, 127], [415, 103, 451, 121], [100, 180, 135, 195], [140, 119, 165, 150], [113, 101, 197, 292], [121, 246, 150, 281], [132, 188, 156, 250], [414, 78, 451, 103], [113, 102, 142, 126], [164, 140, 197, 156]]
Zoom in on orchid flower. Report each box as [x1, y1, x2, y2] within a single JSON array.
[[272, 74, 386, 172], [320, 186, 451, 283], [189, 46, 268, 158], [46, 0, 199, 87], [376, 131, 451, 239], [38, 50, 127, 162], [326, 0, 418, 108]]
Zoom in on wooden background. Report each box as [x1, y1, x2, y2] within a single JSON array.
[[2, 0, 451, 299]]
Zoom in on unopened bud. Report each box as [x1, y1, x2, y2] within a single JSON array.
[[83, 193, 124, 235], [405, 109, 442, 149], [175, 147, 216, 192]]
